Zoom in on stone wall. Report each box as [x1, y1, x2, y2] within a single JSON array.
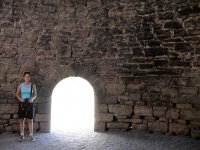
[[0, 0, 200, 138]]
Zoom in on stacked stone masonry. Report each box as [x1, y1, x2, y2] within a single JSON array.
[[0, 0, 200, 138]]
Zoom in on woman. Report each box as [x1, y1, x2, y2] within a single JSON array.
[[15, 72, 37, 142]]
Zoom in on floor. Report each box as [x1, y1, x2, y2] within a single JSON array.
[[0, 129, 199, 150]]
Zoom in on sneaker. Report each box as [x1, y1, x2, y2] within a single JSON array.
[[18, 135, 24, 142], [30, 135, 36, 142]]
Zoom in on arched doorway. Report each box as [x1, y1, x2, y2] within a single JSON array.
[[51, 76, 94, 133]]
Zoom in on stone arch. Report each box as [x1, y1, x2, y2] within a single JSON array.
[[36, 64, 105, 132]]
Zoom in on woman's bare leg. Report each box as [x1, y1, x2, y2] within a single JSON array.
[[28, 119, 33, 136], [19, 118, 25, 135]]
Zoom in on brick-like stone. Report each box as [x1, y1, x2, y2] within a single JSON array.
[[191, 129, 200, 139], [154, 110, 166, 117], [1, 84, 15, 92], [132, 118, 143, 124], [169, 123, 189, 135], [1, 114, 10, 119], [180, 110, 200, 121], [148, 122, 168, 133], [159, 118, 168, 122], [164, 21, 182, 29], [35, 114, 50, 122], [166, 109, 180, 120], [106, 84, 125, 95], [107, 122, 129, 129], [134, 106, 153, 117], [40, 122, 50, 132], [176, 104, 192, 110], [132, 123, 147, 131], [176, 119, 187, 125], [95, 113, 113, 122], [9, 119, 18, 124], [179, 87, 198, 95], [191, 121, 200, 128], [37, 102, 51, 114], [94, 122, 106, 131], [0, 105, 18, 114], [130, 93, 141, 101], [96, 104, 108, 113], [175, 43, 193, 52], [145, 116, 156, 123], [104, 96, 118, 104], [144, 47, 168, 57], [108, 104, 132, 115]]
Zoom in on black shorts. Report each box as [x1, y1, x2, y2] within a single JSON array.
[[18, 102, 35, 119]]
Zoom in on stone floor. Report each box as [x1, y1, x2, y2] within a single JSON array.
[[0, 129, 200, 150]]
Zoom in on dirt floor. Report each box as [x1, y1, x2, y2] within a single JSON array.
[[0, 130, 200, 150]]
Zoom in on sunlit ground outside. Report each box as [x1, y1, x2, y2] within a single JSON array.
[[51, 77, 94, 133]]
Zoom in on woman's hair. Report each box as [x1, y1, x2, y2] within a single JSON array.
[[23, 72, 31, 77]]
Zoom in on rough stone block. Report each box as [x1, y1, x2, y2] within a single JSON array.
[[39, 122, 50, 132], [127, 83, 144, 91], [103, 96, 117, 104], [1, 84, 15, 92], [33, 122, 39, 131], [191, 121, 200, 128], [94, 122, 106, 131], [191, 129, 200, 139], [117, 118, 132, 123], [176, 104, 192, 110], [107, 123, 129, 129], [132, 123, 147, 131], [176, 119, 187, 125], [120, 101, 134, 105], [0, 105, 18, 114], [154, 110, 166, 117], [108, 104, 132, 116], [148, 122, 168, 133], [166, 109, 180, 120], [175, 43, 193, 52], [145, 116, 156, 123], [164, 21, 182, 29], [22, 31, 38, 42], [134, 106, 153, 117], [118, 95, 129, 101], [179, 87, 198, 95], [96, 104, 108, 113], [132, 118, 143, 124], [37, 102, 51, 114], [106, 84, 125, 95], [159, 118, 168, 122], [169, 123, 189, 135], [180, 110, 200, 121], [35, 114, 50, 122], [9, 119, 18, 124], [11, 124, 19, 132], [1, 114, 10, 119], [117, 115, 127, 119], [161, 87, 178, 97], [144, 47, 168, 57], [129, 93, 141, 101], [43, 0, 59, 5], [95, 113, 113, 122]]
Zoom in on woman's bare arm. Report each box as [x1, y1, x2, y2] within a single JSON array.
[[29, 84, 37, 103], [15, 84, 24, 102]]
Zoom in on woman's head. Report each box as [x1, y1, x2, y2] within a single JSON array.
[[23, 72, 31, 83]]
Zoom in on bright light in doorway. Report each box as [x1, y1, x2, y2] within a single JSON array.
[[51, 77, 94, 132]]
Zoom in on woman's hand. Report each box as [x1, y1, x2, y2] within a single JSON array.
[[29, 99, 33, 103]]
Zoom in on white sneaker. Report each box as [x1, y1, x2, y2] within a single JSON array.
[[30, 135, 36, 142]]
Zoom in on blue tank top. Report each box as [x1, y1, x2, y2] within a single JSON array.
[[21, 82, 32, 101]]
